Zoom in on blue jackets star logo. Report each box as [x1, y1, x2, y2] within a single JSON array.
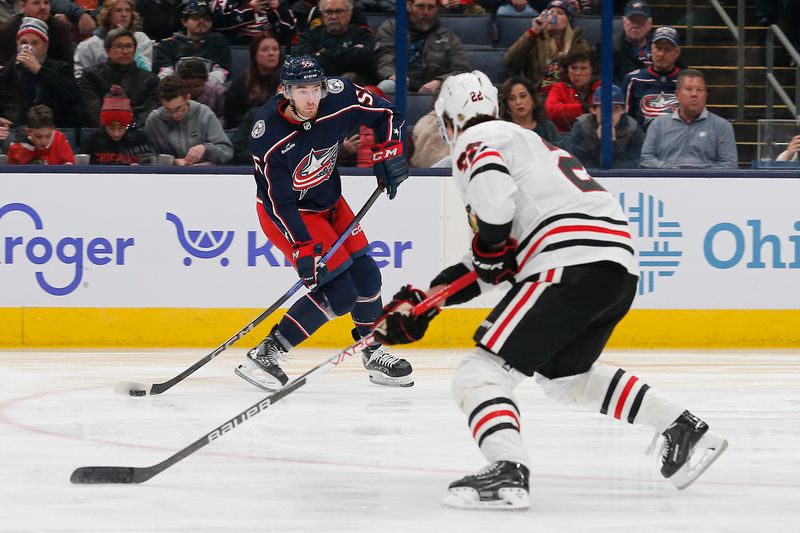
[[292, 143, 339, 198]]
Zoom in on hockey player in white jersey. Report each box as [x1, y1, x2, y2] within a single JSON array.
[[372, 71, 727, 510]]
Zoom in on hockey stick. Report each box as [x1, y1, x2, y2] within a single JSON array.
[[114, 185, 385, 397], [71, 271, 477, 484]]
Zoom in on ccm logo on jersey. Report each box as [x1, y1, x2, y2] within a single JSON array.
[[370, 141, 404, 163], [292, 143, 339, 196]]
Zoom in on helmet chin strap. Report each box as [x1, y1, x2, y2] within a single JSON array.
[[289, 99, 312, 122]]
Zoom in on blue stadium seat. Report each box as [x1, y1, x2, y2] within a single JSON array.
[[1, 130, 14, 152], [403, 92, 435, 126], [57, 128, 77, 151], [79, 128, 93, 152], [230, 46, 250, 79], [576, 16, 623, 46], [495, 15, 532, 48], [366, 14, 390, 34], [467, 48, 510, 85], [438, 14, 495, 47]]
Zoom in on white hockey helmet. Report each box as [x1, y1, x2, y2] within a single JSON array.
[[435, 70, 499, 145]]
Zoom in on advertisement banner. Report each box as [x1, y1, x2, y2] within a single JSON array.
[[1, 173, 799, 310]]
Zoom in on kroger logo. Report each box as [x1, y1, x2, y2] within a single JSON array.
[[166, 212, 412, 269], [618, 192, 683, 295], [0, 203, 134, 296], [166, 212, 234, 266]]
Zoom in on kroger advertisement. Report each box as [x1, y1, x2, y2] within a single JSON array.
[[1, 173, 798, 310]]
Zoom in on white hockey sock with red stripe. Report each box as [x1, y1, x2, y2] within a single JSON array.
[[452, 350, 529, 467], [535, 363, 685, 433]]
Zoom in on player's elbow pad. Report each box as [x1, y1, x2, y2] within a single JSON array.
[[429, 263, 481, 306]]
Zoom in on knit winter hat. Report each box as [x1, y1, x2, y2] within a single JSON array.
[[100, 85, 134, 126], [546, 0, 577, 25], [17, 17, 48, 43]]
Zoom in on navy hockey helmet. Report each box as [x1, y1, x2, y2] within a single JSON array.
[[281, 55, 327, 89]]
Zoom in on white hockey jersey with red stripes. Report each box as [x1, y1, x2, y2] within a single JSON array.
[[451, 120, 639, 279]]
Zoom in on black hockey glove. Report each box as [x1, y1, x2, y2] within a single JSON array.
[[371, 140, 408, 200], [292, 240, 327, 288], [471, 234, 518, 285], [372, 285, 439, 345]]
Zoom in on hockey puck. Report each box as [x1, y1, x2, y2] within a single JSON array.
[[130, 390, 146, 397]]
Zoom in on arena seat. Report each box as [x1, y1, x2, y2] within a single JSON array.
[[230, 46, 250, 79], [466, 48, 510, 84], [438, 14, 495, 47], [495, 15, 532, 48], [403, 92, 435, 126]]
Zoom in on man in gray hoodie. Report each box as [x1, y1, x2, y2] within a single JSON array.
[[145, 74, 233, 165]]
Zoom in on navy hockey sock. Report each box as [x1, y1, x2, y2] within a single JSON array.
[[348, 255, 383, 340]]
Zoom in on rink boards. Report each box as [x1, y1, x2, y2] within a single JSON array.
[[1, 170, 799, 348]]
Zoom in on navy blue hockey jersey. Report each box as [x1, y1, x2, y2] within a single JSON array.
[[249, 77, 405, 244], [621, 66, 680, 128]]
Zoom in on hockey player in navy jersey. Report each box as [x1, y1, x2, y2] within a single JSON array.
[[372, 71, 727, 510], [235, 55, 413, 392]]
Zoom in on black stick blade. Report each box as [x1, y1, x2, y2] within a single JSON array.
[[70, 466, 137, 484]]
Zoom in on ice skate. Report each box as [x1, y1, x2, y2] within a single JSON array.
[[650, 410, 728, 490], [442, 461, 530, 510], [234, 327, 290, 392], [361, 344, 414, 387]]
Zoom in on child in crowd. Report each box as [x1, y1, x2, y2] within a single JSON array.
[[83, 85, 155, 165], [6, 105, 75, 165], [568, 84, 643, 169]]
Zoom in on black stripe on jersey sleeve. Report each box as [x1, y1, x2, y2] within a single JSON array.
[[517, 212, 631, 251], [470, 163, 510, 181], [540, 239, 635, 256]]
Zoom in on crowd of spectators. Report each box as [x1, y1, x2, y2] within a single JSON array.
[[0, 0, 794, 168]]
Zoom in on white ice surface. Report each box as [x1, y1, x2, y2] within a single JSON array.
[[1, 349, 798, 532]]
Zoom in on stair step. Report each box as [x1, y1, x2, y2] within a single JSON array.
[[707, 84, 796, 102], [680, 45, 791, 66], [707, 103, 794, 119], [671, 25, 769, 44], [652, 4, 759, 27], [689, 66, 797, 85]]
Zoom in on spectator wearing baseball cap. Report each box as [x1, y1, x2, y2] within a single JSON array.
[[621, 25, 682, 128], [568, 84, 644, 169], [607, 1, 654, 83], [83, 85, 156, 165], [153, 0, 232, 85]]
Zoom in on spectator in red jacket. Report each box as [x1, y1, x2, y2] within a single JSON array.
[[7, 104, 75, 164], [544, 47, 599, 132]]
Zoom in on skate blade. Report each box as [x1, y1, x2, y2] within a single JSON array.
[[670, 431, 728, 490], [234, 363, 284, 392], [366, 370, 414, 388], [442, 487, 529, 510]]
